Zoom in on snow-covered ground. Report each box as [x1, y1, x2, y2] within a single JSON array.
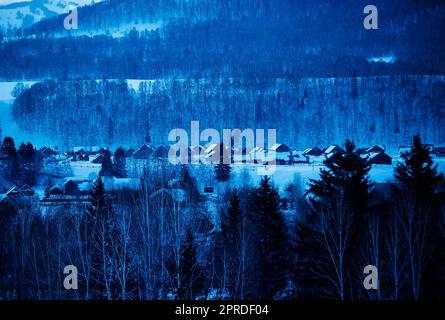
[[219, 159, 445, 194], [0, 0, 101, 30], [69, 161, 101, 179], [39, 155, 445, 196]]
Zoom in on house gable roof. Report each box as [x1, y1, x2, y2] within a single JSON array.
[[270, 144, 291, 152]]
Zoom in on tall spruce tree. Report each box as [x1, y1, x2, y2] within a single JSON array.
[[86, 175, 116, 299], [250, 176, 289, 299], [181, 165, 200, 202], [17, 142, 38, 186], [305, 140, 372, 299], [113, 147, 126, 178], [395, 134, 443, 200], [100, 148, 113, 177], [1, 137, 19, 181], [394, 135, 444, 299], [308, 140, 372, 214]]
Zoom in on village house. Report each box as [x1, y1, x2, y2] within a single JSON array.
[[0, 182, 36, 215], [303, 147, 324, 163], [366, 145, 385, 154], [78, 177, 142, 194], [188, 145, 204, 163], [233, 147, 251, 164], [153, 145, 169, 159], [78, 153, 90, 161], [73, 146, 101, 155], [203, 144, 232, 163], [45, 184, 64, 196], [324, 145, 344, 158], [90, 154, 105, 164], [133, 144, 154, 159], [63, 179, 80, 195], [248, 146, 266, 164], [291, 150, 309, 164], [269, 144, 292, 165], [41, 177, 142, 206], [303, 147, 323, 157], [368, 152, 393, 165], [39, 147, 58, 158]]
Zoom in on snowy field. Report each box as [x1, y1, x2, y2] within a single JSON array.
[[46, 157, 445, 195]]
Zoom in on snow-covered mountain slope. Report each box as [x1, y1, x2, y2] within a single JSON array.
[[0, 0, 99, 30]]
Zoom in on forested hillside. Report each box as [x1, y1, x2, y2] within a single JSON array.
[[1, 0, 444, 80], [12, 75, 445, 150]]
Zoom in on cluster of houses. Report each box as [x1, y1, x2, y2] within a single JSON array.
[[41, 176, 142, 206], [192, 143, 394, 166], [0, 176, 35, 215], [63, 144, 169, 164], [36, 143, 395, 167], [36, 143, 398, 167], [35, 141, 445, 167], [3, 140, 445, 214]]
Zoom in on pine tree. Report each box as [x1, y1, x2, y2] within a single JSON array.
[[394, 135, 444, 299], [17, 142, 38, 186], [222, 191, 242, 241], [395, 135, 443, 200], [100, 148, 113, 177], [249, 176, 289, 299], [181, 165, 200, 202], [306, 140, 372, 299], [308, 140, 372, 216], [87, 175, 108, 218], [215, 163, 231, 182], [85, 175, 116, 299], [1, 137, 20, 181], [113, 147, 126, 178]]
